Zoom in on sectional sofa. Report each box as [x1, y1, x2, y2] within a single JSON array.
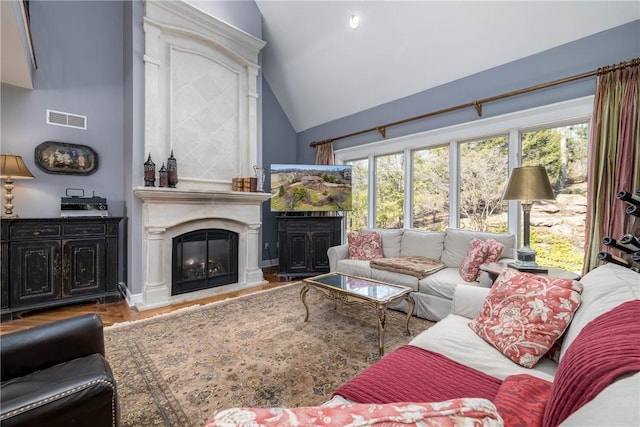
[[208, 262, 639, 426], [325, 262, 640, 426], [328, 227, 516, 321]]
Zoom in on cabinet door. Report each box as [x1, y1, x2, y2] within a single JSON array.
[[285, 232, 310, 273], [10, 241, 62, 307], [310, 231, 333, 270], [62, 239, 106, 297]]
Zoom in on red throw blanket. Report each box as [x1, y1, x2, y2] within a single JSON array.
[[333, 345, 502, 404], [543, 299, 640, 427]]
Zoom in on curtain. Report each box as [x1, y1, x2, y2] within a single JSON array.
[[315, 141, 335, 165], [583, 62, 640, 274]]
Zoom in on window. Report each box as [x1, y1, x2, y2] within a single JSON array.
[[458, 136, 508, 232], [335, 96, 593, 272], [375, 153, 404, 228], [521, 124, 588, 274], [346, 159, 369, 231], [412, 145, 449, 231]]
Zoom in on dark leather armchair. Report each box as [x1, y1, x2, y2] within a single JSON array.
[[0, 314, 119, 427]]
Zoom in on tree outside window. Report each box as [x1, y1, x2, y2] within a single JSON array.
[[458, 136, 509, 232], [375, 153, 404, 229], [412, 145, 449, 231]]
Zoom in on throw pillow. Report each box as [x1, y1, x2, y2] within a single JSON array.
[[207, 398, 503, 427], [469, 268, 583, 368], [347, 231, 384, 260], [475, 238, 505, 280], [459, 237, 489, 282]]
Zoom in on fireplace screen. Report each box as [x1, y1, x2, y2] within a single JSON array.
[[172, 229, 239, 295]]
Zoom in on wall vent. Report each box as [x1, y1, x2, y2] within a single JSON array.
[[46, 109, 87, 130]]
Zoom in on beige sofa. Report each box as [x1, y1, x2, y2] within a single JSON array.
[[327, 262, 640, 426], [328, 227, 516, 321]]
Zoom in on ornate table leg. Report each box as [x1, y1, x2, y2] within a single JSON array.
[[404, 294, 415, 335], [376, 304, 387, 356], [300, 283, 310, 322]]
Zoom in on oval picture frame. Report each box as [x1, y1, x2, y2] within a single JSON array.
[[34, 141, 99, 175]]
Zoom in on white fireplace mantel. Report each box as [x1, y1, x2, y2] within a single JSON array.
[[134, 187, 271, 311], [133, 1, 268, 310]]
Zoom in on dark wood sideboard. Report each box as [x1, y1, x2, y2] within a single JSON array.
[[277, 216, 343, 281], [1, 217, 122, 321]]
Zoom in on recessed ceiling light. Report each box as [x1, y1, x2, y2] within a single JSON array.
[[349, 14, 360, 29]]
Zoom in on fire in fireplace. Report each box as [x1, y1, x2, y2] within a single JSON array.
[[172, 229, 239, 295]]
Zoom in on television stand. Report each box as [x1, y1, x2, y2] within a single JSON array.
[[277, 216, 343, 280]]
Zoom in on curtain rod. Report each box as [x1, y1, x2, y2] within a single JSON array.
[[310, 57, 640, 148]]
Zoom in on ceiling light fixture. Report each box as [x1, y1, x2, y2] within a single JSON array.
[[349, 14, 360, 29]]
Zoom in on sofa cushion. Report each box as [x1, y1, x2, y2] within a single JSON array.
[[347, 231, 384, 260], [419, 268, 467, 299], [400, 230, 445, 259], [410, 314, 556, 381], [559, 263, 640, 362], [361, 228, 404, 257], [459, 237, 489, 282], [469, 269, 583, 368], [441, 228, 515, 268]]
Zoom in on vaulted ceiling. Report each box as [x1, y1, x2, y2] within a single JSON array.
[[255, 1, 639, 132]]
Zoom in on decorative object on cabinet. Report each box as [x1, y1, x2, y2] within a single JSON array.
[[0, 154, 35, 218], [34, 141, 99, 175], [599, 189, 640, 272], [277, 215, 343, 280], [0, 217, 123, 321], [502, 165, 555, 271], [144, 154, 156, 187], [167, 150, 178, 188]]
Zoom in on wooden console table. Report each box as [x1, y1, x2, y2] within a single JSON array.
[[1, 217, 123, 320]]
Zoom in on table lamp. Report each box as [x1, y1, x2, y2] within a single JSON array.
[[502, 165, 555, 271], [1, 154, 35, 218]]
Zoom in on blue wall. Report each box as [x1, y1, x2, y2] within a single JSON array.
[[298, 20, 640, 164], [1, 1, 126, 218], [261, 80, 298, 263]]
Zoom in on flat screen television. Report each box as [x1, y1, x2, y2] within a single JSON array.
[[270, 164, 353, 212]]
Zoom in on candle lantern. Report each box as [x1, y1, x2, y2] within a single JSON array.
[[144, 154, 156, 187], [167, 150, 178, 188], [158, 163, 168, 188]]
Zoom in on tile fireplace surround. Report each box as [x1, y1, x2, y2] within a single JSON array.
[[132, 1, 268, 310]]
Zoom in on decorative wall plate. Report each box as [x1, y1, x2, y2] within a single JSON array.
[[34, 141, 99, 175]]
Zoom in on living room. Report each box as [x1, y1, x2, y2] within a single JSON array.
[[1, 1, 639, 426]]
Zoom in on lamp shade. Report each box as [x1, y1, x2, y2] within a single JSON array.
[[0, 154, 35, 179], [503, 166, 554, 202]]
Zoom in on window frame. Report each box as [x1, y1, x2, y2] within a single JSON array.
[[335, 96, 593, 242]]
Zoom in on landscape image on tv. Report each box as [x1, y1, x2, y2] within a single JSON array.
[[270, 164, 353, 212]]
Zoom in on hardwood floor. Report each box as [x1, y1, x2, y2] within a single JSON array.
[[0, 269, 292, 335]]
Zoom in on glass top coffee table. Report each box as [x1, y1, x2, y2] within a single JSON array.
[[301, 272, 415, 356]]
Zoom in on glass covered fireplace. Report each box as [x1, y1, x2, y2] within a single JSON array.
[[172, 229, 239, 295]]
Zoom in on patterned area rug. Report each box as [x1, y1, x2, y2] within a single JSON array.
[[105, 282, 434, 426]]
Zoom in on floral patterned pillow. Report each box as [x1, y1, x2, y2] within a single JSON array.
[[207, 398, 503, 427], [469, 268, 583, 368], [459, 237, 489, 282], [475, 238, 505, 280], [347, 231, 384, 260]]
